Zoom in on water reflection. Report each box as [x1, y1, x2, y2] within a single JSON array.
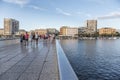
[[20, 41, 43, 54], [60, 39, 120, 80], [20, 44, 30, 54]]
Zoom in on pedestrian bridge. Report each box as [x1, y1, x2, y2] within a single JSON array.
[[0, 40, 78, 80]]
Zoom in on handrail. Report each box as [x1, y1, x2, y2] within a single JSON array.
[[56, 40, 78, 80]]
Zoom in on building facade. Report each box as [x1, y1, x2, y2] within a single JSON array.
[[60, 26, 78, 37], [35, 29, 47, 35], [0, 29, 4, 35], [78, 27, 88, 35], [47, 28, 59, 35], [60, 26, 67, 35], [86, 20, 97, 33], [67, 28, 78, 36], [99, 27, 116, 35], [4, 18, 19, 35]]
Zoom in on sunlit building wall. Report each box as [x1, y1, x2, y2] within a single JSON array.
[[60, 26, 67, 35], [0, 29, 4, 35], [99, 27, 116, 35], [35, 29, 47, 35], [60, 26, 78, 36], [67, 28, 78, 36]]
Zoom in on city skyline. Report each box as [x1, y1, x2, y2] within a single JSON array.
[[0, 0, 120, 31]]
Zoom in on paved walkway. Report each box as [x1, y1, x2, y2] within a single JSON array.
[[0, 40, 59, 80]]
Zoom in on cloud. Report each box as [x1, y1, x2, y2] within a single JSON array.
[[56, 8, 71, 16], [98, 12, 120, 19], [76, 12, 92, 18], [2, 0, 30, 6], [28, 5, 46, 11]]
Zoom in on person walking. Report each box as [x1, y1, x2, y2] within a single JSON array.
[[35, 32, 39, 45], [22, 33, 26, 45], [20, 34, 24, 44], [25, 32, 29, 46], [32, 32, 35, 44]]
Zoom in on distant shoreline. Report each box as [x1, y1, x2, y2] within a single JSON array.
[[59, 37, 120, 40]]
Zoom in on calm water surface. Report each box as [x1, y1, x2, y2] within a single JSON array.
[[60, 39, 120, 80]]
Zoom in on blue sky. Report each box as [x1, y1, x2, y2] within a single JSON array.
[[0, 0, 120, 31]]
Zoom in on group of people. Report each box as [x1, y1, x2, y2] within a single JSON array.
[[20, 32, 29, 46], [20, 32, 55, 46], [20, 32, 39, 46], [30, 32, 39, 45]]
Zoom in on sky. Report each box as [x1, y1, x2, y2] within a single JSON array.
[[0, 0, 120, 31]]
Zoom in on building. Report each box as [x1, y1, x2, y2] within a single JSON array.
[[47, 28, 59, 35], [4, 18, 19, 36], [78, 27, 88, 35], [15, 29, 26, 36], [99, 27, 116, 35], [78, 20, 97, 37], [60, 26, 67, 35], [67, 27, 78, 37], [35, 29, 47, 35], [86, 20, 97, 33], [60, 26, 78, 37], [0, 29, 4, 35]]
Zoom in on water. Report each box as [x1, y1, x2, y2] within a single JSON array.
[[60, 39, 120, 80]]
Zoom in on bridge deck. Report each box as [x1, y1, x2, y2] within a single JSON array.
[[0, 40, 59, 80]]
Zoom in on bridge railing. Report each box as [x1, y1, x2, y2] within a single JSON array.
[[56, 40, 78, 80]]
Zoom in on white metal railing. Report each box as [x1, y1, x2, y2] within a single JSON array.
[[56, 40, 78, 80]]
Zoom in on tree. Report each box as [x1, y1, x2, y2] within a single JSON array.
[[115, 32, 120, 37]]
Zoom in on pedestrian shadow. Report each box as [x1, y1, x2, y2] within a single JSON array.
[[20, 44, 29, 54], [43, 40, 49, 47]]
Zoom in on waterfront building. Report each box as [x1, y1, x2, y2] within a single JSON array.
[[78, 20, 97, 37], [99, 27, 116, 36], [60, 26, 67, 35], [60, 26, 78, 37], [86, 20, 97, 33], [47, 28, 59, 35], [35, 29, 47, 35], [4, 18, 19, 36], [67, 27, 78, 37], [78, 27, 88, 36], [0, 28, 4, 35]]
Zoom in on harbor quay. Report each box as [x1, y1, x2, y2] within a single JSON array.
[[0, 40, 59, 80]]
